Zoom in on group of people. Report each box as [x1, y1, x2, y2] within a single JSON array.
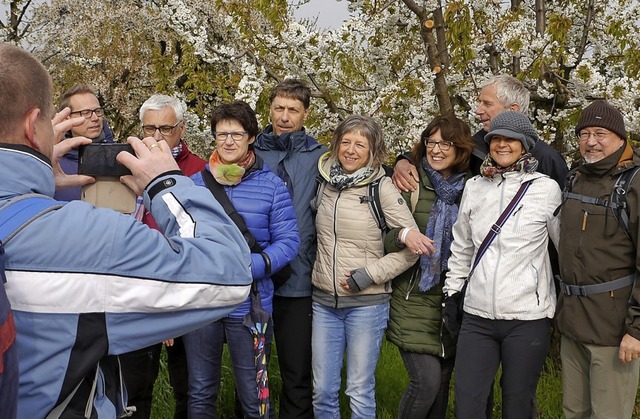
[[0, 41, 639, 419], [390, 75, 640, 419]]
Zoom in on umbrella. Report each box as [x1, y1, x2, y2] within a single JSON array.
[[242, 282, 271, 418]]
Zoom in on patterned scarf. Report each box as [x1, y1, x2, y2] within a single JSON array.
[[208, 150, 256, 185], [171, 141, 183, 159], [419, 158, 465, 291], [480, 152, 538, 178], [328, 162, 374, 191]]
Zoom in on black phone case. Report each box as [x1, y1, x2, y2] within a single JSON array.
[[78, 143, 134, 177]]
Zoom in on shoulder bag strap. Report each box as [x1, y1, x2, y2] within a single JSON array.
[[200, 169, 263, 253], [468, 180, 533, 277]]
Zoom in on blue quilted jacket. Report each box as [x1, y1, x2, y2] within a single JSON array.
[[191, 154, 300, 317]]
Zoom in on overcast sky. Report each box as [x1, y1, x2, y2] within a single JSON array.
[[291, 0, 351, 29]]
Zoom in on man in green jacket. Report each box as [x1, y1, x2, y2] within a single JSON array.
[[557, 100, 640, 418]]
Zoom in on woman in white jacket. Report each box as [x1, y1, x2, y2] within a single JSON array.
[[442, 111, 561, 419]]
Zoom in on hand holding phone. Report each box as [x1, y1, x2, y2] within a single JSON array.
[[78, 143, 137, 213], [116, 137, 180, 196]]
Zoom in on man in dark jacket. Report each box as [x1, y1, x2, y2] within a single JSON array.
[[254, 79, 327, 419], [119, 94, 207, 419], [392, 74, 568, 189], [556, 100, 640, 418], [54, 84, 115, 201]]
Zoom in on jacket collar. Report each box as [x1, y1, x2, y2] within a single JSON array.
[[579, 141, 637, 178], [0, 143, 55, 199], [255, 125, 322, 153]]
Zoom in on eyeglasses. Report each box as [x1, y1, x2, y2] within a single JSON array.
[[70, 108, 104, 119], [142, 121, 182, 136], [213, 131, 248, 142], [577, 130, 611, 142], [425, 139, 455, 151]]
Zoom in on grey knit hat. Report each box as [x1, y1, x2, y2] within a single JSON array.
[[484, 111, 538, 152], [575, 100, 627, 140]]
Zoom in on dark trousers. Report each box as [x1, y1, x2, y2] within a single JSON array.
[[398, 349, 454, 419], [120, 337, 189, 419], [454, 314, 550, 419], [272, 296, 313, 419]]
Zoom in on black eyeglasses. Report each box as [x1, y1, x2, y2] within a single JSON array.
[[213, 131, 248, 142], [70, 108, 104, 119], [425, 139, 455, 151], [141, 121, 182, 136]]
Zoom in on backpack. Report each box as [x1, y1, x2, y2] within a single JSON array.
[[560, 165, 640, 243], [0, 195, 62, 418], [311, 177, 389, 236]]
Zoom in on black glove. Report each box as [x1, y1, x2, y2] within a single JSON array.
[[442, 292, 463, 336]]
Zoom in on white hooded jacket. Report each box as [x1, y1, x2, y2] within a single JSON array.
[[443, 170, 561, 320]]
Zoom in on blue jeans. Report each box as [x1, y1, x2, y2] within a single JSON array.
[[311, 301, 389, 419], [183, 316, 274, 419]]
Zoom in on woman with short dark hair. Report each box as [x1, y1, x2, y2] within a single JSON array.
[[183, 100, 300, 419]]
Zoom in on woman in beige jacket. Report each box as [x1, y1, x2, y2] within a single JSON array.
[[311, 115, 431, 418]]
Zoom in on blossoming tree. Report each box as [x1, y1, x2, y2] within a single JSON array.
[[9, 0, 640, 161]]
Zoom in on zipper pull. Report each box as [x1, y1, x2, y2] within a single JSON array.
[[582, 210, 588, 231]]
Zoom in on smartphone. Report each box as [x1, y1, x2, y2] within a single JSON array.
[[78, 143, 137, 213], [78, 143, 134, 177]]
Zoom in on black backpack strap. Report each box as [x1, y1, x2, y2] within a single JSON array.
[[610, 166, 640, 243], [359, 178, 388, 235], [200, 169, 263, 253], [310, 175, 326, 213]]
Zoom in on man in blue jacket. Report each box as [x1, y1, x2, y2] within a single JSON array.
[[0, 42, 252, 418], [54, 84, 115, 202], [254, 79, 327, 419]]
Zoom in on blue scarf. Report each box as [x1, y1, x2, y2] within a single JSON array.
[[419, 158, 465, 291]]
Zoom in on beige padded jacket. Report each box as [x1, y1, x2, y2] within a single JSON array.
[[312, 153, 418, 308]]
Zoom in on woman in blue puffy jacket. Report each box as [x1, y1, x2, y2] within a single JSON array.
[[184, 101, 300, 419]]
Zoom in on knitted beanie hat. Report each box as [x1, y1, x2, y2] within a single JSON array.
[[484, 111, 538, 152], [575, 100, 627, 140]]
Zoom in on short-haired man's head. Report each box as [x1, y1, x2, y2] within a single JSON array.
[[59, 84, 97, 112], [0, 43, 53, 140], [482, 75, 530, 114], [139, 94, 186, 148], [330, 114, 388, 169], [210, 101, 259, 139], [139, 94, 186, 122], [59, 84, 103, 140], [269, 79, 311, 109], [413, 115, 475, 173], [269, 79, 310, 136]]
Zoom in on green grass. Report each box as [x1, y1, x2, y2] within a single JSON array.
[[151, 338, 640, 418]]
